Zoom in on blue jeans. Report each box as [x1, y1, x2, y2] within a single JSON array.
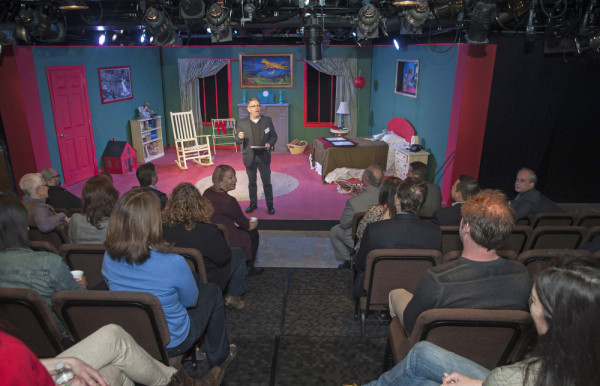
[[363, 342, 491, 386], [166, 272, 230, 367], [229, 247, 247, 296]]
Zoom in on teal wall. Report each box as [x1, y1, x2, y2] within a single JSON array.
[[370, 44, 459, 183], [32, 46, 163, 173]]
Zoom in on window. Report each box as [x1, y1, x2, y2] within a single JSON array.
[[197, 63, 232, 125], [304, 64, 336, 127]]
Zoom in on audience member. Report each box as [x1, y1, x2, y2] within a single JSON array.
[[431, 174, 480, 226], [136, 162, 168, 209], [354, 177, 402, 253], [406, 161, 441, 214], [39, 167, 82, 211], [510, 168, 563, 220], [163, 182, 247, 310], [364, 255, 600, 386], [68, 174, 119, 243], [353, 177, 442, 298], [0, 324, 223, 385], [0, 194, 85, 337], [203, 165, 262, 276], [330, 164, 384, 267], [391, 190, 530, 334], [19, 172, 68, 232], [102, 188, 237, 369]]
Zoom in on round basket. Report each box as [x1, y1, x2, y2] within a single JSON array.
[[287, 140, 307, 155]]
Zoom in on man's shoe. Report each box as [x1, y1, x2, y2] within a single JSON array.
[[224, 294, 245, 310], [268, 207, 275, 215], [219, 344, 237, 371], [246, 266, 264, 276], [245, 204, 257, 213], [167, 366, 223, 386], [338, 260, 350, 269]]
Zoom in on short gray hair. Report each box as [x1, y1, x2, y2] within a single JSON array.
[[518, 168, 537, 184]]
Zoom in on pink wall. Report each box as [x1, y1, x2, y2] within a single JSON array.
[[442, 44, 497, 204]]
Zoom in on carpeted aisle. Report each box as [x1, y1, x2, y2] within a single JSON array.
[[184, 268, 389, 386]]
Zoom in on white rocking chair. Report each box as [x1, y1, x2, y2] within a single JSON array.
[[170, 111, 213, 170]]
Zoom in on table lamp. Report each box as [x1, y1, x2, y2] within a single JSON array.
[[336, 101, 350, 129]]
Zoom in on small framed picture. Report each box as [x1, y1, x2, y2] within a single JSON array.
[[395, 60, 419, 98], [98, 66, 133, 104]]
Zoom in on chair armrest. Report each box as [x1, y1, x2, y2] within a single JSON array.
[[388, 316, 411, 364]]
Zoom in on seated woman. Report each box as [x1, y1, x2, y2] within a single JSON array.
[[354, 177, 402, 252], [1, 324, 222, 385], [69, 174, 119, 243], [364, 255, 600, 385], [163, 182, 247, 310], [102, 188, 236, 370], [202, 165, 262, 276]]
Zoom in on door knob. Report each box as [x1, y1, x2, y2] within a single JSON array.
[[60, 134, 65, 138]]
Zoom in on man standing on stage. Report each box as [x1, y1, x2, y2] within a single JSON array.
[[235, 97, 278, 215]]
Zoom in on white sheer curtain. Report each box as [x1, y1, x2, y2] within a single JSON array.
[[178, 58, 230, 126], [306, 58, 357, 136]]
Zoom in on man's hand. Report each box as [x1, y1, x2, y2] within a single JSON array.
[[75, 276, 88, 289], [441, 372, 484, 385], [41, 357, 109, 386], [238, 131, 245, 139], [265, 143, 271, 150]]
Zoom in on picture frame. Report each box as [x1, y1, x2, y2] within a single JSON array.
[[239, 53, 293, 88], [98, 66, 133, 104], [394, 59, 419, 98]]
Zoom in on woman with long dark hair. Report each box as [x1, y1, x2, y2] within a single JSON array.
[[163, 183, 247, 310], [68, 174, 118, 243], [102, 188, 236, 375], [364, 255, 600, 385]]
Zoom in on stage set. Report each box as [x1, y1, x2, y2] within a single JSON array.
[[66, 147, 349, 221]]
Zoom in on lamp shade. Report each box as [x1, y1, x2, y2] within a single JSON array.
[[336, 102, 350, 115]]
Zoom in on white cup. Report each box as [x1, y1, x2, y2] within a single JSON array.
[[250, 217, 257, 222], [71, 270, 84, 280]]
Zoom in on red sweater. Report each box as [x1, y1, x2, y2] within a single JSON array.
[[0, 330, 54, 385]]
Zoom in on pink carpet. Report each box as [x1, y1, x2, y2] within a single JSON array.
[[66, 148, 347, 220]]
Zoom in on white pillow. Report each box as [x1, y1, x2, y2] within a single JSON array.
[[382, 132, 409, 146]]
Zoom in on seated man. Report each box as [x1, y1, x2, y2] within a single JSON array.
[[510, 168, 563, 220], [39, 167, 82, 211], [353, 177, 442, 298], [19, 173, 68, 232], [330, 164, 383, 267], [432, 174, 480, 226], [390, 190, 530, 333], [136, 162, 168, 209], [407, 161, 441, 214], [0, 194, 84, 337]]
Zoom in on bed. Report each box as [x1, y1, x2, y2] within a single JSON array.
[[310, 118, 416, 183]]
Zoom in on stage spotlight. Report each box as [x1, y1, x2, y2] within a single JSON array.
[[140, 33, 146, 44], [17, 8, 66, 43], [98, 33, 106, 45], [180, 0, 205, 30], [466, 0, 496, 44], [434, 0, 463, 18], [144, 6, 176, 46], [356, 3, 381, 39], [393, 38, 400, 50], [206, 2, 232, 43], [401, 0, 430, 35], [0, 23, 29, 45], [575, 33, 600, 54], [304, 17, 323, 62], [58, 0, 89, 10], [112, 32, 118, 42]]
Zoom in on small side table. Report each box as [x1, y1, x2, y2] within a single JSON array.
[[394, 147, 430, 179], [330, 127, 350, 136]]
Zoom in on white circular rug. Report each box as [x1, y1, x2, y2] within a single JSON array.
[[195, 171, 299, 202]]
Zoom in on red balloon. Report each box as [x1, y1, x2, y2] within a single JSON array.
[[354, 76, 366, 89]]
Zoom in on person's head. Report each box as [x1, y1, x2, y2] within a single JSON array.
[[163, 183, 214, 230], [105, 187, 170, 265], [247, 97, 261, 120], [211, 165, 237, 193], [515, 168, 536, 193], [362, 164, 384, 188], [136, 163, 157, 187], [529, 256, 600, 385], [39, 167, 61, 186], [395, 177, 427, 214], [81, 174, 119, 229], [19, 173, 48, 199], [451, 175, 480, 202], [407, 161, 429, 181], [459, 189, 515, 250], [378, 177, 402, 217], [0, 194, 29, 250]]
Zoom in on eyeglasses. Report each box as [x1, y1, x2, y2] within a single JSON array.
[[248, 104, 260, 108], [52, 174, 60, 179]]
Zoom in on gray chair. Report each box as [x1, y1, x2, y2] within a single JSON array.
[[59, 244, 107, 290], [576, 212, 600, 228], [525, 226, 587, 250], [531, 212, 578, 228], [0, 287, 65, 358], [28, 240, 60, 255], [440, 226, 462, 256], [170, 246, 208, 283], [517, 249, 592, 283], [28, 224, 68, 251], [498, 225, 532, 254]]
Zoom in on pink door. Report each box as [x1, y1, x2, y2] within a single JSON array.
[[46, 66, 97, 185]]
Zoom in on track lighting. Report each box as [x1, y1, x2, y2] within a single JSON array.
[[206, 3, 232, 43], [144, 6, 176, 46], [304, 16, 323, 62], [357, 3, 381, 40], [466, 0, 497, 44]]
